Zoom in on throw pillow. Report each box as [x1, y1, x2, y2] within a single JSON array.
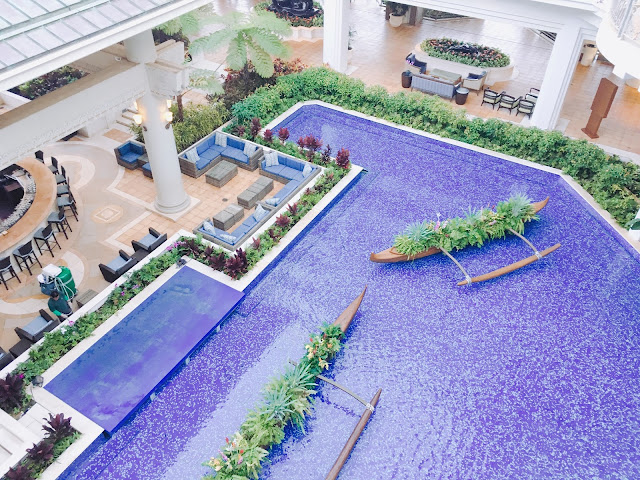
[[202, 220, 216, 235], [302, 163, 313, 178], [215, 133, 227, 148], [217, 233, 236, 243], [265, 197, 279, 206], [185, 148, 199, 163], [253, 204, 268, 221], [243, 142, 257, 157], [467, 73, 482, 80], [265, 151, 279, 167]]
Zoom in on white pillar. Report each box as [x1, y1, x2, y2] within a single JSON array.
[[125, 30, 189, 214], [137, 91, 190, 214], [530, 23, 583, 130], [323, 0, 349, 73]]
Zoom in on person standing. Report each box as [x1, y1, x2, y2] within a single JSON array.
[[48, 290, 73, 320]]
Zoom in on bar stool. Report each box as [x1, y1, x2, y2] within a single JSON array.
[[47, 207, 73, 239], [55, 165, 67, 185], [57, 175, 70, 197], [13, 241, 42, 276], [0, 256, 21, 290], [35, 150, 44, 163], [49, 156, 59, 175], [33, 224, 61, 257], [57, 190, 78, 221]]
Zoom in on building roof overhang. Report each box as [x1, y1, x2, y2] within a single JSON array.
[[0, 0, 209, 91]]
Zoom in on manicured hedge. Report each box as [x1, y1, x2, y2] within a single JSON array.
[[230, 67, 640, 225]]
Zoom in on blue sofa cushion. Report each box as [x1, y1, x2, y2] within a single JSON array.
[[107, 256, 128, 271], [227, 137, 244, 151], [131, 143, 144, 155], [264, 165, 287, 177], [121, 152, 139, 164], [23, 316, 50, 336], [196, 157, 212, 171], [222, 147, 249, 164], [203, 145, 224, 159], [196, 142, 209, 155], [142, 163, 152, 172], [138, 233, 156, 249], [278, 166, 301, 181], [117, 144, 130, 155], [278, 181, 300, 199]]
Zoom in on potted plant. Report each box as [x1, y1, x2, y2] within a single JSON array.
[[388, 2, 408, 27]]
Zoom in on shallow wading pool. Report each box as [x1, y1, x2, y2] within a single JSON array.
[[62, 103, 640, 479]]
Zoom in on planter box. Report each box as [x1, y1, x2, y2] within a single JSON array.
[[284, 26, 323, 42], [413, 43, 515, 85]]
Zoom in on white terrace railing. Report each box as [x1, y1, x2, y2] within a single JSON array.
[[607, 0, 640, 45]]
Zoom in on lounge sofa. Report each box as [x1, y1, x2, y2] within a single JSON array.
[[195, 203, 276, 249], [179, 132, 264, 178], [115, 140, 146, 170], [15, 310, 59, 343], [410, 73, 460, 99], [259, 151, 320, 208], [99, 250, 138, 283]]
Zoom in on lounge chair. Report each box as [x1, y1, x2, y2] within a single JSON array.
[[99, 250, 138, 283], [132, 228, 167, 254], [14, 309, 59, 343]]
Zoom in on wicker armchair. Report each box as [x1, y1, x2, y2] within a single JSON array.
[[462, 71, 487, 94]]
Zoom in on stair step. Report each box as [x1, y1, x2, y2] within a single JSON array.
[[116, 119, 132, 127]]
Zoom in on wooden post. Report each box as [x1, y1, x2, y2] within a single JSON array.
[[582, 77, 618, 139]]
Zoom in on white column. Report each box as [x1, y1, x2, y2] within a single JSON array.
[[530, 23, 583, 130], [125, 30, 189, 214], [323, 0, 349, 73], [137, 92, 190, 213]]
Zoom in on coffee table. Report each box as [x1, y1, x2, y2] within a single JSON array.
[[206, 161, 238, 187]]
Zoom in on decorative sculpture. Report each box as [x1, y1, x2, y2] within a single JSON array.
[[268, 0, 318, 18]]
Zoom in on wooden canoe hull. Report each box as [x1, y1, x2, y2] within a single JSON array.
[[325, 388, 382, 480], [369, 197, 550, 264], [457, 243, 561, 286], [332, 286, 367, 333]]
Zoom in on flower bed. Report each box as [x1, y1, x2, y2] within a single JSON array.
[[203, 323, 345, 479], [2, 414, 79, 480], [9, 67, 86, 100], [229, 67, 640, 226], [254, 1, 323, 27], [420, 37, 510, 68]]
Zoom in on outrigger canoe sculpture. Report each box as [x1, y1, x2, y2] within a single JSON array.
[[370, 195, 561, 285]]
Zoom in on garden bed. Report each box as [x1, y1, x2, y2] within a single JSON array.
[[9, 67, 86, 100], [254, 1, 323, 28], [420, 37, 510, 68]]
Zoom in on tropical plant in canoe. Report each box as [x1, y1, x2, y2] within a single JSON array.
[[373, 194, 543, 261]]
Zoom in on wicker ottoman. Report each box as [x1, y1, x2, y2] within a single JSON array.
[[206, 161, 238, 187], [225, 203, 244, 223], [212, 209, 235, 230]]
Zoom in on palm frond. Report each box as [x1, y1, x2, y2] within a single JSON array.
[[189, 68, 223, 94], [250, 10, 293, 36], [189, 28, 238, 56], [246, 40, 274, 77], [157, 18, 182, 35], [178, 12, 201, 36], [249, 29, 291, 58], [226, 35, 248, 70]]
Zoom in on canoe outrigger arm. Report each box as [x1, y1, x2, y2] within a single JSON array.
[[508, 228, 542, 259], [439, 249, 473, 286], [289, 360, 375, 411]]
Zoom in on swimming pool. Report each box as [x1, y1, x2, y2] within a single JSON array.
[[63, 103, 640, 479]]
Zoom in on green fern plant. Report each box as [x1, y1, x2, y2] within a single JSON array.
[[190, 11, 291, 78]]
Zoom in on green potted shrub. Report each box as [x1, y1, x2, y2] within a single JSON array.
[[388, 2, 408, 27]]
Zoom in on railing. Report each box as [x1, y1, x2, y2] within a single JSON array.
[[608, 0, 640, 44]]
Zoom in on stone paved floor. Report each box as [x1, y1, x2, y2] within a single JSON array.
[[0, 127, 284, 351]]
